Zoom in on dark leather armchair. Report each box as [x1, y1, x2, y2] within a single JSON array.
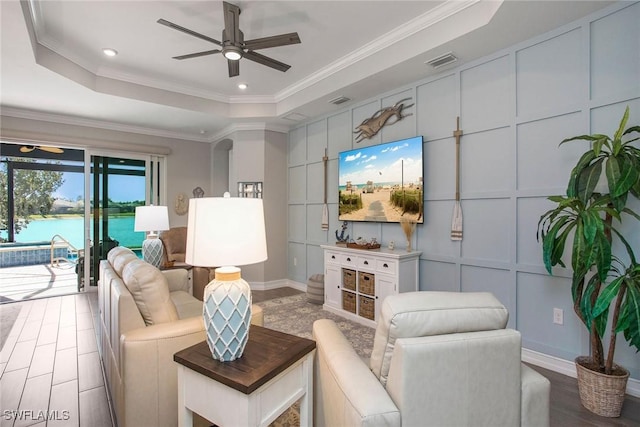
[[159, 227, 212, 300]]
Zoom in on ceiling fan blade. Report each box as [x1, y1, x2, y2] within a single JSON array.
[[228, 59, 240, 77], [39, 146, 64, 154], [244, 33, 301, 51], [20, 145, 35, 153], [243, 51, 291, 72], [222, 1, 241, 45], [173, 50, 221, 60], [157, 18, 222, 46]]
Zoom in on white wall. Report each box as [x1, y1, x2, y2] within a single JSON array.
[[287, 2, 640, 381], [215, 129, 288, 285], [164, 139, 212, 227]]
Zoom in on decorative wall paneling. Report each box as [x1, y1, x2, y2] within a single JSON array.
[[288, 2, 640, 383]]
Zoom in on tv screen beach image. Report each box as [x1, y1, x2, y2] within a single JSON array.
[[338, 136, 423, 223]]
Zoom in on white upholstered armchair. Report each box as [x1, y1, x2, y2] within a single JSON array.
[[312, 291, 550, 427]]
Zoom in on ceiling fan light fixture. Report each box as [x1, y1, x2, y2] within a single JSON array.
[[158, 1, 299, 78], [223, 46, 243, 61]]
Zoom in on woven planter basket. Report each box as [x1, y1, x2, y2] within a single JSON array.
[[575, 356, 629, 417]]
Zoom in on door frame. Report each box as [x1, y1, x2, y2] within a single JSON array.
[[83, 149, 166, 287]]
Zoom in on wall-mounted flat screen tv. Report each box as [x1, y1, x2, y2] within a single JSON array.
[[338, 136, 423, 223]]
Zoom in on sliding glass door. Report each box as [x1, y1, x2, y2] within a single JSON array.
[[84, 153, 165, 287], [1, 142, 165, 299]]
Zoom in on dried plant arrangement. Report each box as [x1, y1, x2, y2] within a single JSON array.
[[400, 217, 417, 252]]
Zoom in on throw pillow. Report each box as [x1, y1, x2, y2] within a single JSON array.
[[122, 258, 179, 325]]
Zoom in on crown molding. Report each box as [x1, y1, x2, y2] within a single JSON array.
[[1, 106, 210, 143], [274, 0, 483, 102]]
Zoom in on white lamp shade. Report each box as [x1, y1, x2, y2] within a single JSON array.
[[185, 196, 268, 267], [134, 205, 170, 232]]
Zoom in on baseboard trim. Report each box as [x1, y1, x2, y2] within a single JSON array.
[[284, 280, 307, 292], [522, 348, 640, 398], [249, 279, 307, 292]]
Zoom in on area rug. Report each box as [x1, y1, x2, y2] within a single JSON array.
[[258, 293, 375, 359], [258, 294, 376, 427]]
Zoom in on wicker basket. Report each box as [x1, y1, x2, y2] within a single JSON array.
[[342, 269, 356, 291], [575, 356, 630, 417], [358, 295, 375, 320], [358, 271, 375, 296], [342, 291, 356, 313]]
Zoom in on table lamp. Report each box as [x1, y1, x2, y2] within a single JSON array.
[[185, 193, 267, 362], [134, 205, 170, 268]]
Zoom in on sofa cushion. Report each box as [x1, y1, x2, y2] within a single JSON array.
[[108, 246, 139, 276], [369, 291, 508, 386], [160, 227, 187, 263], [170, 291, 204, 319], [122, 259, 179, 326]]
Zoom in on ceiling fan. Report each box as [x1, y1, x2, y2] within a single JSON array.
[[158, 1, 301, 78], [20, 145, 64, 154]]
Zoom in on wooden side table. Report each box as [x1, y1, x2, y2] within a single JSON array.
[[174, 326, 316, 427]]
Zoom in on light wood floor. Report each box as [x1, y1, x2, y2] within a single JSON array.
[[1, 287, 639, 427], [0, 291, 111, 427]]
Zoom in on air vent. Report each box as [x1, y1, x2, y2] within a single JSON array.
[[328, 96, 351, 105], [425, 52, 457, 69]]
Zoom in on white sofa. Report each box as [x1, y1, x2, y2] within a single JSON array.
[[98, 246, 263, 427], [313, 291, 550, 427]]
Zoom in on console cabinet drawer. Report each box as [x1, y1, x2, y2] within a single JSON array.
[[358, 256, 375, 270], [341, 254, 357, 266], [376, 259, 397, 275], [326, 251, 340, 264]]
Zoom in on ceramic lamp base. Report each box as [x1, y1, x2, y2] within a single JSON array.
[[203, 266, 252, 362], [142, 237, 163, 268]]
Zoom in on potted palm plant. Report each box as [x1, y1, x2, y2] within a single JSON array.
[[537, 106, 640, 417]]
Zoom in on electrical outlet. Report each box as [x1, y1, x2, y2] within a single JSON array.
[[553, 308, 563, 325], [293, 257, 297, 266]]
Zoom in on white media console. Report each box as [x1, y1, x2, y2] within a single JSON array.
[[321, 245, 421, 327]]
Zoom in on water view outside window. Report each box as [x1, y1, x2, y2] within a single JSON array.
[[1, 153, 145, 250]]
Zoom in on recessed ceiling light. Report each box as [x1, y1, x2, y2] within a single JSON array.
[[238, 83, 248, 90], [102, 48, 118, 57]]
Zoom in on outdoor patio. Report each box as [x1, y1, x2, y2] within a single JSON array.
[[0, 261, 80, 304]]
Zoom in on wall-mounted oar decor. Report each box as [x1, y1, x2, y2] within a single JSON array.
[[322, 148, 329, 230], [451, 117, 463, 241]]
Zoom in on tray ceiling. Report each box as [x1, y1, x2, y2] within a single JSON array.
[[0, 1, 614, 142]]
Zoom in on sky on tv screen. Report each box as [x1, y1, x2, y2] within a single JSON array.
[[338, 136, 423, 189]]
